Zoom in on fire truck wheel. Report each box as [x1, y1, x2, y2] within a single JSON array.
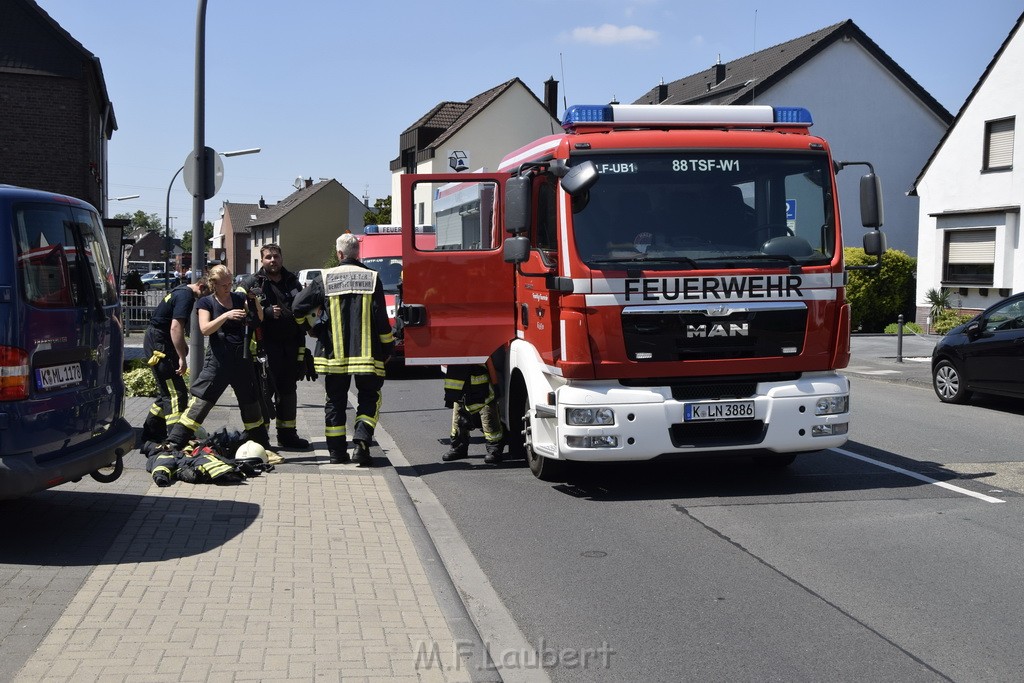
[[522, 409, 569, 481]]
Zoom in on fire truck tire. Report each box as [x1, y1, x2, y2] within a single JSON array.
[[89, 454, 124, 483], [522, 409, 569, 481]]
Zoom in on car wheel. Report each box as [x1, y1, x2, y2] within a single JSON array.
[[933, 359, 971, 404]]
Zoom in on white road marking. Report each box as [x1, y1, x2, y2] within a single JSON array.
[[832, 447, 1006, 504]]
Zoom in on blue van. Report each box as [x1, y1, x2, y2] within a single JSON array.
[[0, 185, 134, 499]]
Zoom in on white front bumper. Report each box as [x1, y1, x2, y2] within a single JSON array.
[[546, 372, 850, 462]]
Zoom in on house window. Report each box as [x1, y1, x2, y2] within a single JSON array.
[[944, 229, 995, 285], [984, 117, 1014, 170]]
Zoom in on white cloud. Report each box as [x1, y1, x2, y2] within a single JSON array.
[[568, 23, 658, 46]]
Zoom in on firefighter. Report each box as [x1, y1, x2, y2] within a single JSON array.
[[238, 243, 311, 451], [292, 233, 393, 467], [140, 276, 209, 444], [442, 364, 505, 464], [165, 264, 274, 452]]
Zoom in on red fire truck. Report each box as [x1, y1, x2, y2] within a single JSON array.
[[399, 103, 885, 480], [359, 224, 435, 360]]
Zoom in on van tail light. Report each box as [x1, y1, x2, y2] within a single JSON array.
[[0, 346, 30, 401]]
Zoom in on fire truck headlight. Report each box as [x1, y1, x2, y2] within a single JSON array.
[[565, 407, 615, 426], [566, 435, 619, 448], [815, 396, 849, 415], [812, 423, 848, 437]]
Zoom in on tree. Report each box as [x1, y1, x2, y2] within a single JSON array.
[[115, 210, 163, 232], [363, 196, 392, 226], [844, 247, 917, 332], [925, 287, 952, 322], [180, 221, 214, 253]]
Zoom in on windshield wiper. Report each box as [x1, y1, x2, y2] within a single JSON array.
[[589, 256, 699, 269], [710, 253, 800, 265]]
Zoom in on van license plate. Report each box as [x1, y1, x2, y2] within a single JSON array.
[[36, 363, 83, 391], [684, 400, 754, 422]]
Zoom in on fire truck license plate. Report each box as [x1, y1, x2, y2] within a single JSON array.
[[684, 400, 754, 422]]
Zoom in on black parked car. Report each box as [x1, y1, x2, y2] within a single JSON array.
[[931, 291, 1024, 403]]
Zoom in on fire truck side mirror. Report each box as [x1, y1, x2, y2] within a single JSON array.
[[863, 229, 886, 257], [859, 172, 884, 229], [503, 235, 530, 264], [561, 160, 599, 197], [506, 176, 531, 234]]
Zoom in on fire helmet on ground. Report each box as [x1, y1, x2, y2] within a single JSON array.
[[235, 440, 268, 464]]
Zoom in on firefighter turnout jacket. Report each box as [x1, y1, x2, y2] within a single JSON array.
[[292, 259, 394, 376]]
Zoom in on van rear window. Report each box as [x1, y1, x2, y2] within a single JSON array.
[[14, 203, 117, 308]]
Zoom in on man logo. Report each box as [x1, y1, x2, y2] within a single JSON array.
[[687, 323, 749, 338]]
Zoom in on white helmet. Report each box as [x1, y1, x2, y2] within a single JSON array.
[[235, 440, 268, 464]]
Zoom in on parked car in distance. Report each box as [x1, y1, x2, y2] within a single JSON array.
[[932, 291, 1024, 404], [297, 268, 321, 287], [139, 271, 180, 290]]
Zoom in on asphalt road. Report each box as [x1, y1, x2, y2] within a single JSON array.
[[382, 358, 1024, 682]]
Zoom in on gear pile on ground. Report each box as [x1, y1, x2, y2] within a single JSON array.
[[141, 428, 277, 487]]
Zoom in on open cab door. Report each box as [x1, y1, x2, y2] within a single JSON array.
[[399, 173, 514, 365]]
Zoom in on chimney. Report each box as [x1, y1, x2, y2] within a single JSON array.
[[544, 77, 559, 119], [305, 177, 313, 188], [657, 78, 668, 103], [714, 57, 726, 85], [258, 196, 267, 209]]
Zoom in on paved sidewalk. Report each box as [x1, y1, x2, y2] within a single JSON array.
[[12, 342, 485, 682]]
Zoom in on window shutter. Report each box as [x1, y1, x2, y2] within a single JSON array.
[[947, 229, 995, 264], [987, 118, 1014, 168]]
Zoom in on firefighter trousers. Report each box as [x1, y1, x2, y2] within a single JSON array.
[[142, 327, 187, 442], [167, 344, 269, 448], [324, 372, 384, 455]]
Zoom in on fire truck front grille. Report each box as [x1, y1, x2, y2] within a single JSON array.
[[669, 382, 756, 401], [622, 305, 807, 362], [669, 420, 767, 448]]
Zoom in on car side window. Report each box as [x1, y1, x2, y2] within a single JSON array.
[[73, 207, 119, 306], [984, 299, 1024, 332]]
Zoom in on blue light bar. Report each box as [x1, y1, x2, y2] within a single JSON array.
[[561, 103, 814, 129], [561, 104, 613, 128], [773, 107, 813, 124]]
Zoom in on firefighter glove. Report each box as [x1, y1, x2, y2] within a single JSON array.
[[302, 348, 318, 381]]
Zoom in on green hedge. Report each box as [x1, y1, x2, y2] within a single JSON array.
[[932, 309, 974, 335], [845, 247, 917, 333], [883, 321, 923, 334]]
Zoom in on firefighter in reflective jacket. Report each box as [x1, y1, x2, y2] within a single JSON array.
[[442, 364, 505, 464], [292, 233, 394, 466], [141, 277, 209, 443]]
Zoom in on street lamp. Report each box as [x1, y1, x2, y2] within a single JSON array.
[[112, 194, 140, 201], [164, 147, 260, 275]]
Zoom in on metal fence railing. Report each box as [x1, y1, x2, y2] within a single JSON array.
[[121, 290, 164, 334]]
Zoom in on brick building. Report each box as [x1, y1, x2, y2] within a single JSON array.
[[0, 0, 117, 213]]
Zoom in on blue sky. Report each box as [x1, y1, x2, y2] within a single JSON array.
[[36, 1, 1023, 239]]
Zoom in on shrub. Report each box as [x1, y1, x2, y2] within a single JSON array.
[[124, 367, 157, 397], [932, 309, 974, 335], [883, 321, 923, 334], [123, 364, 190, 398], [845, 247, 917, 332]]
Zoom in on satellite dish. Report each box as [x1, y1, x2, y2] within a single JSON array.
[[294, 176, 304, 189]]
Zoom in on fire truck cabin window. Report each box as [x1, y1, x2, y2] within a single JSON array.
[[570, 152, 834, 268]]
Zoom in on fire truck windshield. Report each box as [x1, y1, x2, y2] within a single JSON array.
[[362, 256, 403, 294], [569, 152, 835, 269]]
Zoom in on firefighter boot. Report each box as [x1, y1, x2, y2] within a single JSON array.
[[277, 428, 310, 451], [442, 428, 469, 461], [353, 439, 373, 467], [141, 411, 167, 445], [327, 436, 349, 464], [484, 437, 505, 465]]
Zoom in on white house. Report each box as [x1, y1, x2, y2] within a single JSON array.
[[389, 77, 561, 228], [633, 20, 953, 257], [910, 12, 1024, 327]]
